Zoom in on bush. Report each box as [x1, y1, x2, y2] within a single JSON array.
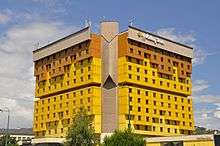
[[101, 129, 146, 146]]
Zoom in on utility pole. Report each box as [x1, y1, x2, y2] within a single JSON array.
[[0, 107, 10, 146]]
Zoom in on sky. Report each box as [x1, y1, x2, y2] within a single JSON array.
[[0, 0, 220, 130]]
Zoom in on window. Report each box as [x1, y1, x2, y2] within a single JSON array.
[[146, 117, 149, 122], [152, 79, 156, 84], [175, 104, 178, 109], [153, 92, 156, 98], [137, 90, 140, 95], [182, 113, 185, 118], [188, 107, 191, 111], [129, 96, 132, 102], [138, 107, 141, 112], [146, 108, 149, 113], [145, 70, 148, 74], [145, 78, 148, 82], [137, 98, 141, 103], [137, 67, 140, 72], [130, 48, 134, 53], [137, 76, 140, 80], [187, 65, 190, 70], [189, 114, 192, 119], [128, 65, 132, 70], [181, 63, 184, 68], [152, 71, 155, 76], [146, 100, 149, 104], [138, 50, 141, 55], [138, 116, 141, 121], [169, 111, 171, 116], [183, 121, 185, 126], [145, 91, 148, 96], [168, 103, 171, 108], [182, 106, 184, 110], [129, 74, 132, 79], [160, 94, 163, 99], [129, 106, 133, 111], [160, 127, 163, 132], [168, 67, 171, 72]]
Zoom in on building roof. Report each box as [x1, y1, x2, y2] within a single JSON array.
[[33, 26, 90, 53], [128, 26, 193, 50], [0, 128, 33, 135]]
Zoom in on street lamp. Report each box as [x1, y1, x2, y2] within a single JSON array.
[[0, 107, 10, 146]]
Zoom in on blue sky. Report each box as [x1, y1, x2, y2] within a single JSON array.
[[0, 0, 220, 129]]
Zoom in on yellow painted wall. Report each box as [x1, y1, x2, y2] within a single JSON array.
[[33, 57, 102, 138], [118, 56, 194, 136], [184, 141, 214, 146], [146, 140, 215, 146]]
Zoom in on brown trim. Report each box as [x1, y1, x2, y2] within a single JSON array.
[[128, 26, 193, 50], [33, 27, 90, 53], [36, 82, 101, 99], [118, 82, 189, 97]]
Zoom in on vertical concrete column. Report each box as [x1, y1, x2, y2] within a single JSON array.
[[101, 21, 119, 133]]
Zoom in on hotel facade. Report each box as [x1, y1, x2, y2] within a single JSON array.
[[33, 21, 194, 139]]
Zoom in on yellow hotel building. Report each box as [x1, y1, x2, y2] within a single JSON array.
[[33, 21, 194, 139]]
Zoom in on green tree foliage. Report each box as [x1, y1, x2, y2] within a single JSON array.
[[101, 129, 146, 146], [193, 126, 220, 135], [65, 109, 98, 146], [0, 135, 19, 146]]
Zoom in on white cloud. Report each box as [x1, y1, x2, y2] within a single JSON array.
[[192, 80, 209, 94], [190, 79, 220, 129], [156, 28, 211, 67], [0, 13, 10, 24], [0, 21, 79, 128], [214, 111, 220, 119], [156, 28, 196, 45]]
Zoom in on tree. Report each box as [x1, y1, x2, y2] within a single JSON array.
[[193, 126, 220, 135], [101, 129, 146, 146], [0, 135, 19, 146], [65, 109, 98, 146]]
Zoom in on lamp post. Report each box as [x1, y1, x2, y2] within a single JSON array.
[[0, 107, 10, 146]]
